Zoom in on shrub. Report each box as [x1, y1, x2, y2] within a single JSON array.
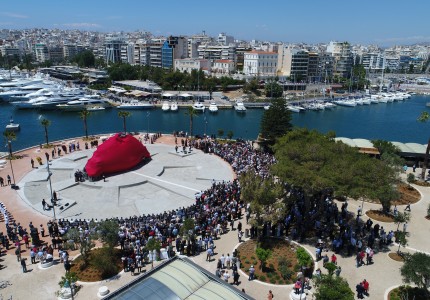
[[259, 275, 266, 281], [279, 264, 294, 280], [296, 247, 313, 267], [256, 247, 272, 271], [245, 260, 250, 264], [91, 247, 120, 279], [270, 278, 276, 284], [269, 263, 275, 270], [267, 272, 273, 278], [407, 173, 415, 186]]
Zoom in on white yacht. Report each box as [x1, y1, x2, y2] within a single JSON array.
[[161, 101, 170, 111], [192, 102, 205, 112], [287, 105, 301, 113], [5, 117, 20, 131], [170, 102, 178, 112], [208, 102, 218, 113], [57, 97, 111, 111], [12, 95, 52, 109], [117, 100, 154, 110], [263, 105, 271, 110], [234, 101, 246, 112], [86, 106, 105, 111]]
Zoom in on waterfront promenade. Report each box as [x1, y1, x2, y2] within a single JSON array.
[[0, 135, 429, 299]]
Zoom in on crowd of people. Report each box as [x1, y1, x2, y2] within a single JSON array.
[[1, 135, 389, 299]]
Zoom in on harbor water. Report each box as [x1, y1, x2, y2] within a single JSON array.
[[1, 95, 430, 151]]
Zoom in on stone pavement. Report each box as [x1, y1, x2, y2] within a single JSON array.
[[1, 137, 430, 300]]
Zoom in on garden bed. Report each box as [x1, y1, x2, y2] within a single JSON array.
[[70, 248, 123, 282], [237, 238, 310, 285], [392, 183, 420, 205], [389, 285, 429, 300], [388, 252, 405, 262], [365, 210, 395, 222]]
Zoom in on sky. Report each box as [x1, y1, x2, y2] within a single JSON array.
[[1, 0, 429, 46]]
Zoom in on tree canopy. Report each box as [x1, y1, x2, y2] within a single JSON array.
[[264, 81, 283, 98], [314, 275, 355, 300], [72, 50, 95, 68], [272, 129, 399, 211], [260, 98, 292, 143], [401, 252, 430, 296]]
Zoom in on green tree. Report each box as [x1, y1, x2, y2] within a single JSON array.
[[185, 106, 198, 137], [79, 110, 91, 139], [272, 129, 399, 219], [145, 238, 161, 268], [260, 98, 292, 144], [40, 118, 51, 147], [255, 247, 272, 271], [407, 173, 416, 187], [394, 212, 410, 231], [243, 78, 261, 96], [314, 275, 355, 300], [97, 219, 120, 253], [180, 218, 195, 239], [226, 130, 234, 140], [395, 231, 408, 255], [264, 81, 283, 98], [117, 111, 131, 134], [417, 111, 430, 180], [401, 252, 430, 297], [239, 171, 284, 233], [73, 50, 95, 68], [372, 139, 404, 171], [324, 262, 337, 276]]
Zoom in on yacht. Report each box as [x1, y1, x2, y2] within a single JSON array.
[[192, 102, 205, 112], [323, 102, 337, 109], [287, 105, 301, 113], [208, 102, 218, 113], [12, 95, 52, 109], [234, 101, 246, 112], [263, 105, 271, 110], [117, 100, 154, 110], [57, 97, 111, 112], [161, 101, 170, 111], [170, 102, 178, 112], [5, 117, 20, 131], [87, 106, 106, 111]]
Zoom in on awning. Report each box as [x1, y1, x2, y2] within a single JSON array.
[[162, 93, 175, 97], [179, 93, 193, 97]]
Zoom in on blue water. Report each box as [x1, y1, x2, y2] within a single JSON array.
[[1, 95, 430, 151]]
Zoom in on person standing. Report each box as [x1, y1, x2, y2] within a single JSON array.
[[233, 270, 240, 285], [31, 158, 34, 168], [267, 290, 274, 300], [41, 199, 46, 210], [7, 175, 11, 185], [248, 265, 255, 281], [20, 258, 27, 273]]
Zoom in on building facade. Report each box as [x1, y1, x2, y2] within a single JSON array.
[[212, 59, 235, 75], [326, 41, 353, 78], [174, 58, 210, 73], [243, 51, 278, 76]]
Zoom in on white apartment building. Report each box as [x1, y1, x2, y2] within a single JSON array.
[[212, 59, 235, 75], [197, 44, 236, 63], [217, 33, 234, 46], [326, 41, 353, 78], [243, 51, 278, 76], [34, 43, 49, 62], [174, 58, 210, 73]]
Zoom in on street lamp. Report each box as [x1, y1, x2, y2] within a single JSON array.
[[46, 159, 56, 220], [6, 138, 17, 189]]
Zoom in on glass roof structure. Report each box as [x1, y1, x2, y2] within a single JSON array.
[[104, 257, 253, 300]]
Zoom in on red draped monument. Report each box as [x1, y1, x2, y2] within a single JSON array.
[[85, 133, 150, 177]]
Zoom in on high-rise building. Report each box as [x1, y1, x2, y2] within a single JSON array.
[[326, 41, 353, 78], [161, 36, 188, 69], [33, 43, 49, 62], [105, 36, 126, 64], [277, 46, 309, 80], [217, 33, 234, 46]]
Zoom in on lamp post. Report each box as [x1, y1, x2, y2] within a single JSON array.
[[46, 159, 56, 220], [6, 139, 17, 189]]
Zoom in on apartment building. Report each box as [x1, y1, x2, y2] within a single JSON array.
[[326, 41, 353, 78], [174, 58, 210, 73], [161, 36, 188, 69], [243, 51, 277, 76], [212, 59, 235, 75], [277, 46, 309, 79], [34, 43, 49, 62], [197, 44, 236, 63]]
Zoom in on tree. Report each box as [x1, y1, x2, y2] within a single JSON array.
[[239, 171, 284, 233], [226, 130, 234, 140], [180, 218, 195, 240], [145, 238, 161, 268], [264, 81, 283, 98], [394, 212, 410, 232], [372, 139, 404, 171], [417, 111, 430, 180], [401, 252, 430, 297], [255, 247, 272, 271], [324, 262, 337, 276], [97, 219, 119, 253], [314, 275, 355, 300], [79, 110, 91, 139], [185, 106, 198, 137], [407, 173, 415, 187], [73, 50, 95, 68], [3, 130, 17, 186], [40, 118, 51, 147], [395, 231, 408, 255], [117, 111, 131, 134], [260, 98, 292, 143], [272, 129, 399, 221]]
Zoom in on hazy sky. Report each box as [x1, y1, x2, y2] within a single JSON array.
[[1, 0, 429, 46]]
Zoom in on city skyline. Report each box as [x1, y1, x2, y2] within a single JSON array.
[[1, 0, 429, 46]]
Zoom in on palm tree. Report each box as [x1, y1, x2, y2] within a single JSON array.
[[40, 118, 51, 147], [118, 111, 131, 133], [79, 110, 91, 139], [418, 111, 430, 180], [185, 106, 198, 137], [3, 130, 17, 187]]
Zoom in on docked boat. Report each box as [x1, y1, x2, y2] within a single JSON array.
[[208, 102, 218, 113], [117, 100, 154, 110], [234, 101, 246, 112], [192, 102, 205, 112], [287, 105, 301, 113], [5, 117, 20, 131], [263, 105, 271, 110], [170, 102, 178, 112], [56, 97, 111, 111], [161, 101, 170, 111], [86, 106, 105, 111]]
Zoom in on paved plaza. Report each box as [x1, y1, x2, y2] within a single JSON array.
[[16, 143, 234, 220], [0, 135, 430, 300]]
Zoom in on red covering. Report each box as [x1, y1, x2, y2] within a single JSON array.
[[85, 133, 150, 177]]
